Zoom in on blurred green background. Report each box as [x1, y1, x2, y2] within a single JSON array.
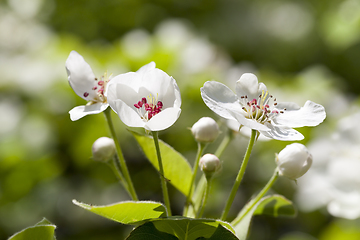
[[1, 0, 360, 239]]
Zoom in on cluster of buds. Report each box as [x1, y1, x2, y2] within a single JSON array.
[[276, 143, 313, 180], [191, 117, 220, 143]]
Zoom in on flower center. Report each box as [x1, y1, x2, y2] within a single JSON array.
[[134, 94, 163, 121], [239, 91, 285, 124], [84, 72, 111, 104]]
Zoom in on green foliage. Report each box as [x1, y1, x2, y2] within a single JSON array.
[[127, 217, 237, 240], [72, 200, 167, 225], [232, 195, 296, 240], [131, 131, 193, 196], [8, 218, 56, 240], [253, 194, 297, 217]]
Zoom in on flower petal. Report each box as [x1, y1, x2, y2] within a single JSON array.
[[261, 123, 304, 141], [273, 100, 326, 128], [235, 73, 265, 100], [145, 107, 182, 131], [66, 51, 97, 101], [69, 102, 108, 121], [233, 113, 270, 131], [106, 73, 141, 108], [200, 81, 240, 121], [111, 99, 146, 128], [136, 61, 156, 73]]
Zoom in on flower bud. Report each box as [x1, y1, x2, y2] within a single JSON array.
[[276, 143, 312, 180], [199, 154, 221, 178], [191, 117, 220, 143], [92, 137, 116, 162]]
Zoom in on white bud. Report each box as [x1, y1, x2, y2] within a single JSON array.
[[92, 137, 116, 162], [199, 154, 221, 178], [191, 117, 220, 143], [276, 143, 313, 180]]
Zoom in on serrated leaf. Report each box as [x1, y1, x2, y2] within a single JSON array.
[[127, 217, 238, 240], [8, 218, 56, 240], [232, 194, 296, 240], [72, 200, 167, 225], [131, 131, 192, 196]]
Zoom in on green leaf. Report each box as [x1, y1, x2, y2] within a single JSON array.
[[72, 200, 167, 225], [253, 194, 297, 217], [131, 131, 192, 196], [126, 222, 179, 240], [196, 224, 239, 240], [8, 218, 56, 240], [232, 194, 296, 240], [127, 217, 238, 240]]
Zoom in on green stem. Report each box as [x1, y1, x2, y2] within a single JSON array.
[[152, 131, 172, 216], [231, 170, 279, 225], [107, 155, 127, 187], [186, 130, 235, 217], [183, 142, 206, 216], [104, 108, 138, 201], [220, 129, 257, 221], [196, 177, 212, 218]]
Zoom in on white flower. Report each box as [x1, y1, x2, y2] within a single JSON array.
[[296, 111, 360, 219], [276, 143, 313, 180], [191, 117, 220, 143], [66, 51, 110, 121], [200, 73, 326, 141], [106, 62, 181, 131], [92, 137, 116, 162]]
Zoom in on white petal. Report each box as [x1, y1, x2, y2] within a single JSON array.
[[145, 107, 182, 131], [107, 75, 141, 110], [66, 51, 97, 101], [233, 114, 270, 131], [136, 61, 156, 73], [226, 119, 241, 131], [273, 100, 326, 128], [111, 99, 146, 128], [138, 68, 174, 100], [69, 103, 108, 121], [235, 73, 262, 100], [200, 81, 240, 121], [261, 123, 304, 141]]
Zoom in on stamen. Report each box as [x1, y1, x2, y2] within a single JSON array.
[[84, 92, 89, 97], [134, 95, 163, 121], [239, 90, 281, 124]]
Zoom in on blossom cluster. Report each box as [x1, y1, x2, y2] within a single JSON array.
[[66, 51, 181, 131], [63, 50, 330, 239]]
